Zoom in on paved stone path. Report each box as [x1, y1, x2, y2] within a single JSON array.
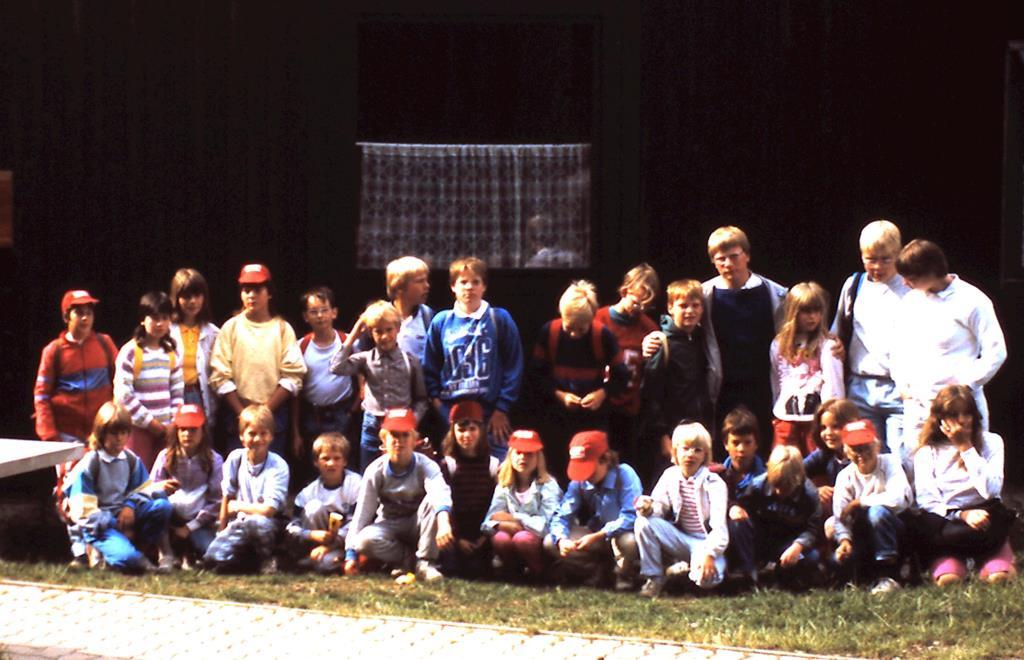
[[0, 581, 848, 659]]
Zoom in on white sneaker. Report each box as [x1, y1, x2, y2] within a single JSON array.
[[665, 560, 690, 578], [870, 577, 901, 594], [156, 555, 177, 574], [259, 557, 278, 575], [415, 560, 444, 582], [639, 578, 664, 598]]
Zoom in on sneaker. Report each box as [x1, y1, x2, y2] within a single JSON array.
[[85, 544, 106, 570], [935, 572, 961, 587], [665, 560, 690, 578], [259, 557, 278, 575], [870, 577, 901, 594], [156, 555, 177, 575], [614, 575, 635, 592], [180, 555, 196, 572], [639, 578, 664, 598], [415, 560, 444, 582]]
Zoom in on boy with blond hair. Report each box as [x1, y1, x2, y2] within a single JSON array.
[[385, 256, 434, 359], [530, 280, 629, 480], [642, 279, 716, 479], [204, 405, 290, 574], [830, 220, 911, 453], [331, 300, 428, 471], [286, 432, 361, 573], [422, 257, 524, 458], [734, 444, 823, 588], [594, 264, 660, 468]]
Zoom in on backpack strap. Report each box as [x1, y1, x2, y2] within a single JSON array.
[[133, 343, 177, 378], [98, 333, 116, 382], [299, 332, 314, 354], [547, 319, 562, 363], [591, 320, 606, 364], [88, 450, 138, 492]]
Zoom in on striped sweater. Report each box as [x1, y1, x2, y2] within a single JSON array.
[[113, 340, 184, 428]]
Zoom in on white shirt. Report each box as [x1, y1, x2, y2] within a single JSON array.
[[891, 275, 1006, 404], [301, 332, 352, 407], [914, 432, 1004, 517], [847, 275, 910, 377], [832, 454, 912, 542]]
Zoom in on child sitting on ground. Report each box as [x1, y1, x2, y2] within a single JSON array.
[[635, 421, 728, 597], [285, 432, 361, 573], [769, 283, 844, 455], [345, 408, 454, 582], [831, 420, 912, 593], [203, 405, 290, 574], [331, 300, 428, 471], [482, 429, 562, 579], [734, 445, 823, 590], [546, 431, 642, 591], [151, 404, 223, 570], [911, 385, 1016, 586], [804, 398, 857, 539], [439, 400, 499, 577], [63, 401, 175, 573]]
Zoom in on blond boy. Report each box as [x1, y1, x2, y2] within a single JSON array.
[[385, 256, 434, 359]]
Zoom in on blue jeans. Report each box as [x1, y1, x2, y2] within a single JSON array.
[[846, 374, 903, 454], [729, 518, 821, 583], [360, 413, 384, 472], [85, 498, 172, 572]]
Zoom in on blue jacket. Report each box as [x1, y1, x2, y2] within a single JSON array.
[[549, 463, 643, 542], [422, 302, 523, 412]]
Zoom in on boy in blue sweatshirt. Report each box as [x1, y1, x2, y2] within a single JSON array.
[[422, 257, 524, 459]]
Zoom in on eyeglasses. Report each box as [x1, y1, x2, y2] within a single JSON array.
[[306, 307, 332, 317]]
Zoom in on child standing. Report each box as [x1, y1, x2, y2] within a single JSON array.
[[422, 257, 524, 458], [386, 256, 434, 359], [530, 280, 629, 481], [209, 264, 307, 456], [292, 287, 354, 481], [345, 408, 454, 581], [635, 422, 728, 597], [831, 420, 912, 593], [893, 240, 1006, 459], [286, 432, 361, 573], [482, 429, 562, 579], [546, 431, 642, 591], [439, 400, 499, 577], [769, 282, 844, 455], [63, 402, 175, 573], [168, 268, 219, 420], [203, 405, 290, 574], [642, 279, 715, 479], [734, 445, 823, 590], [113, 291, 185, 469], [911, 385, 1015, 586], [330, 300, 428, 471], [593, 264, 660, 469], [151, 403, 224, 569], [830, 221, 910, 452]]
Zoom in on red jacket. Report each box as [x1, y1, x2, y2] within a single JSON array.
[[594, 306, 658, 415], [34, 332, 117, 441]]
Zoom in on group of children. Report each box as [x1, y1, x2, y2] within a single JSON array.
[[34, 219, 1014, 596]]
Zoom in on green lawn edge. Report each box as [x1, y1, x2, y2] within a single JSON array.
[[3, 560, 1024, 659]]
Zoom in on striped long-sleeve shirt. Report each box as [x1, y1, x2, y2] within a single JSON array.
[[113, 340, 184, 428]]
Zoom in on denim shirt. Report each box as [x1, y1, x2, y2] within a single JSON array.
[[549, 464, 643, 542]]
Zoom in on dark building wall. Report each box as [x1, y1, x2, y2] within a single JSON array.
[[1, 1, 1021, 471]]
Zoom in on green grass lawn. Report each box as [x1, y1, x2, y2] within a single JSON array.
[[2, 560, 1023, 659]]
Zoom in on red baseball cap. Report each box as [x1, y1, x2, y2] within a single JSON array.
[[841, 419, 877, 446], [238, 263, 272, 285], [174, 404, 206, 428], [381, 408, 417, 433], [61, 289, 100, 315], [449, 400, 484, 424], [508, 429, 543, 453], [567, 430, 609, 482]]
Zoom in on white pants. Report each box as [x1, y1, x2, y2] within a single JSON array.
[[635, 516, 725, 589]]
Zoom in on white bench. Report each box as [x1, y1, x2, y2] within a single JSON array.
[[0, 439, 84, 479]]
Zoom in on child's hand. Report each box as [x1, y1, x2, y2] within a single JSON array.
[[840, 499, 862, 525], [308, 529, 336, 545], [149, 419, 167, 436], [489, 511, 516, 523], [496, 521, 524, 534], [117, 506, 135, 532], [488, 410, 511, 444], [641, 331, 664, 359], [576, 531, 605, 552], [941, 419, 973, 450], [728, 505, 749, 522], [961, 508, 991, 530], [172, 525, 190, 540], [700, 555, 718, 584], [310, 545, 331, 562], [559, 391, 582, 410], [779, 541, 803, 568], [344, 558, 359, 576], [158, 479, 181, 495], [291, 432, 305, 462], [817, 485, 834, 508], [834, 539, 853, 564], [436, 513, 455, 550], [829, 335, 846, 362], [349, 317, 368, 339], [580, 389, 606, 411], [634, 495, 654, 517], [558, 539, 577, 556]]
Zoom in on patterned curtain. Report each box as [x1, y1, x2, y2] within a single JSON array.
[[357, 143, 590, 268]]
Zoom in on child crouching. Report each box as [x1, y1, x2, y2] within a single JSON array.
[[63, 401, 175, 573], [285, 432, 361, 573], [635, 422, 728, 597], [203, 405, 290, 574]]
